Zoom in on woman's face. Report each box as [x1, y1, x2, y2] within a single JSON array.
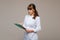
[[28, 8, 35, 15]]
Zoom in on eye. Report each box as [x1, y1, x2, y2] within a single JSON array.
[[28, 8, 32, 10]]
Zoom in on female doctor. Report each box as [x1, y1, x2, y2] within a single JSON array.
[[23, 3, 41, 40]]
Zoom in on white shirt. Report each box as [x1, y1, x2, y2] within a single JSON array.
[[23, 14, 41, 32], [23, 14, 41, 40]]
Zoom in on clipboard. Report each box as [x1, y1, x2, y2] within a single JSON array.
[[14, 23, 26, 30]]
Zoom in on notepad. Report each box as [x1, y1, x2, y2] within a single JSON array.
[[14, 23, 26, 30]]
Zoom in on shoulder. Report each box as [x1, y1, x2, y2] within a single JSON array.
[[24, 14, 29, 19], [25, 14, 29, 17], [36, 16, 40, 20], [35, 16, 41, 23]]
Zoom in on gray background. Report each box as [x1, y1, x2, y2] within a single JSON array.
[[0, 0, 60, 40]]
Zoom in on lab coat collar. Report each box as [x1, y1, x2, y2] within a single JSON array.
[[28, 14, 34, 17]]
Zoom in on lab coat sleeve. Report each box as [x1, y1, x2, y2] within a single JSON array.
[[33, 17, 41, 32], [23, 15, 27, 29]]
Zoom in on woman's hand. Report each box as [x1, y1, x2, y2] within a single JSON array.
[[25, 29, 34, 33]]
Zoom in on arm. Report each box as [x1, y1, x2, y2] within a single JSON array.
[[33, 17, 41, 32], [23, 15, 30, 29], [23, 15, 27, 29], [23, 15, 34, 32]]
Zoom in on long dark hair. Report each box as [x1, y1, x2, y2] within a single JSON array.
[[27, 3, 39, 19]]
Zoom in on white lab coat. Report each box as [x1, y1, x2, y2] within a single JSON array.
[[23, 14, 41, 40]]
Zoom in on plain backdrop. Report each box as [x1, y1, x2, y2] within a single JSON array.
[[0, 0, 60, 40]]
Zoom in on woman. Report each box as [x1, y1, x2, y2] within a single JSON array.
[[23, 3, 41, 40]]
